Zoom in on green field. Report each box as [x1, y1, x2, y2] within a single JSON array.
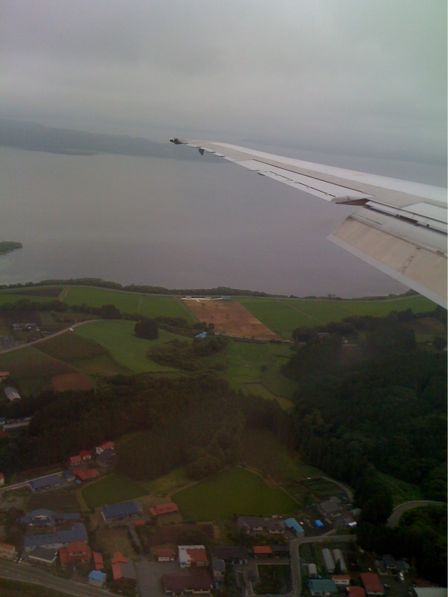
[[0, 579, 69, 597], [174, 467, 299, 520], [82, 473, 147, 509], [0, 292, 53, 306], [75, 320, 185, 373], [223, 340, 296, 408], [62, 286, 194, 320], [376, 471, 423, 505], [239, 295, 435, 338], [241, 429, 321, 483], [0, 346, 74, 395]]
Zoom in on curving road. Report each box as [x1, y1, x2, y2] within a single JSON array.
[[0, 320, 96, 356], [387, 500, 445, 528], [0, 559, 113, 596]]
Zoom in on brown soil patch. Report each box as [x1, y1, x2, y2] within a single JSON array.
[[51, 372, 93, 392], [183, 299, 278, 340]]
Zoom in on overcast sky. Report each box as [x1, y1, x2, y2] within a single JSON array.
[[1, 0, 446, 163]]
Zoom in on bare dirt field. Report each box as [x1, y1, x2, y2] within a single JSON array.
[[183, 299, 278, 340], [51, 372, 93, 392]]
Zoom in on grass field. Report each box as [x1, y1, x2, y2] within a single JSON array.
[[62, 286, 194, 321], [0, 346, 74, 395], [0, 292, 53, 306], [241, 429, 321, 483], [223, 340, 296, 409], [82, 473, 147, 509], [239, 295, 435, 338], [75, 320, 186, 373], [174, 467, 299, 521]]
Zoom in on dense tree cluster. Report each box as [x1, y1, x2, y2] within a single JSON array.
[[134, 318, 159, 339]]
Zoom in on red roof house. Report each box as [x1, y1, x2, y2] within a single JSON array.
[[93, 551, 104, 570], [253, 545, 273, 557], [112, 551, 128, 565], [96, 441, 115, 454], [347, 588, 366, 597], [0, 372, 10, 380], [152, 546, 177, 562], [59, 542, 91, 566], [79, 450, 92, 461], [68, 454, 82, 467], [73, 468, 99, 482], [360, 573, 385, 596], [150, 502, 179, 517]]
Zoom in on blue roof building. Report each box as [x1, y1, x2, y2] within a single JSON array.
[[308, 578, 338, 596], [30, 473, 67, 492], [313, 519, 325, 528], [284, 517, 305, 535], [23, 523, 88, 552], [89, 570, 107, 587], [101, 500, 142, 523], [21, 509, 81, 527]]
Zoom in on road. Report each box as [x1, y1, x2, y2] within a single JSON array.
[[387, 500, 445, 528], [0, 320, 96, 355], [293, 534, 356, 596], [0, 559, 113, 596]]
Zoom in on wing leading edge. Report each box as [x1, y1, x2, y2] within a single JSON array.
[[170, 138, 447, 307]]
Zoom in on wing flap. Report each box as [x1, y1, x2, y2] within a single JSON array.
[[330, 215, 447, 307]]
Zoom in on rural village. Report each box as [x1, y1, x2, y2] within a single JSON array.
[[0, 284, 445, 596]]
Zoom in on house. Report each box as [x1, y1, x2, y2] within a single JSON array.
[[150, 502, 181, 525], [236, 515, 285, 535], [72, 468, 100, 482], [89, 570, 107, 587], [322, 548, 335, 573], [313, 519, 325, 529], [210, 545, 248, 564], [28, 547, 58, 566], [0, 473, 4, 487], [284, 517, 305, 535], [4, 386, 21, 401], [332, 548, 347, 572], [101, 500, 142, 525], [112, 552, 128, 564], [308, 563, 318, 577], [0, 543, 17, 561], [93, 551, 104, 570], [360, 573, 385, 596], [0, 371, 10, 380], [178, 545, 209, 568], [112, 559, 137, 586], [29, 472, 69, 493], [68, 454, 82, 467], [381, 553, 397, 572], [21, 509, 81, 528], [414, 590, 448, 597], [253, 545, 273, 558], [150, 502, 179, 517], [212, 558, 226, 583], [332, 574, 351, 586], [152, 546, 177, 562], [79, 450, 92, 461], [347, 588, 366, 597], [95, 441, 115, 455], [308, 578, 338, 596], [59, 541, 92, 566], [23, 523, 88, 552], [161, 569, 213, 595]]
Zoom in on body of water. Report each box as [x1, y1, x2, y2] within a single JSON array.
[[0, 145, 444, 297]]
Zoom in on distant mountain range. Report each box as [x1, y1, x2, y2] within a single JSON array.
[[0, 119, 204, 161]]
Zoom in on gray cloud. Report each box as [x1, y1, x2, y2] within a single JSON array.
[[1, 0, 446, 164]]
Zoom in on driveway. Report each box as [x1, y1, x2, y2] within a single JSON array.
[[135, 559, 178, 597]]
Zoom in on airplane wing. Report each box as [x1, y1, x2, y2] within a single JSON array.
[[170, 139, 447, 308]]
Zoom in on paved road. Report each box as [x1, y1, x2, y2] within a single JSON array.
[[0, 319, 96, 356], [294, 534, 356, 596], [387, 500, 445, 528], [0, 559, 113, 596]]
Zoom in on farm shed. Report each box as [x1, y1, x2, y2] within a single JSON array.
[[322, 548, 335, 573]]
